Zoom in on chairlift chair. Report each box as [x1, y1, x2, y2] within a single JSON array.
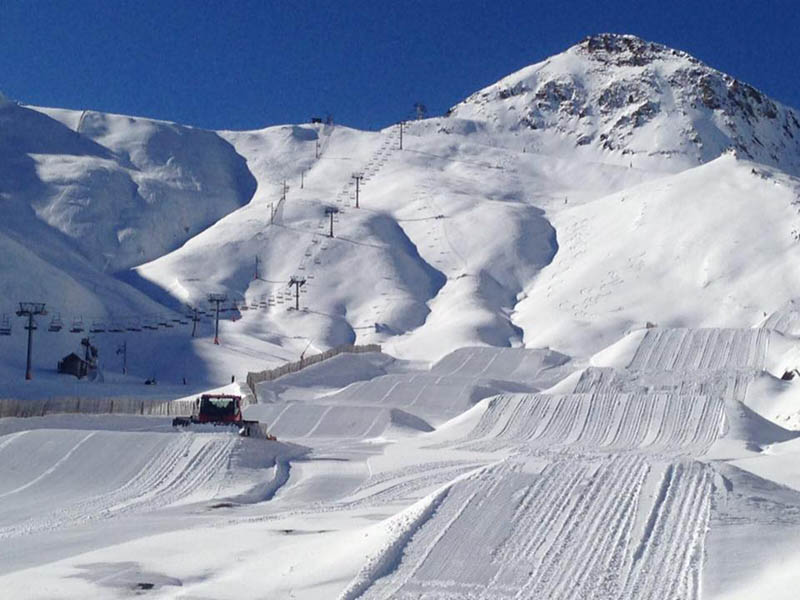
[[108, 322, 125, 333], [0, 314, 11, 336], [48, 314, 63, 332], [69, 318, 85, 333], [89, 321, 106, 334]]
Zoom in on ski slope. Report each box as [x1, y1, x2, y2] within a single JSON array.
[[0, 421, 304, 576], [335, 331, 800, 600], [353, 458, 711, 600], [4, 32, 800, 599], [3, 334, 800, 598]]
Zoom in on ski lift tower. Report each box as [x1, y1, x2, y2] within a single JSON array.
[[16, 302, 47, 380], [398, 120, 406, 150], [325, 205, 339, 238], [187, 305, 202, 338], [207, 293, 227, 345], [351, 173, 363, 209], [288, 276, 306, 311]]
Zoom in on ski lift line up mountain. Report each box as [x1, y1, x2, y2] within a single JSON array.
[[2, 167, 367, 335], [0, 125, 403, 341], [259, 124, 401, 311], [0, 304, 209, 338], [0, 288, 273, 337]]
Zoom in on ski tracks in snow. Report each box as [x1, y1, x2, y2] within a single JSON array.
[[346, 329, 752, 598], [0, 432, 236, 540], [354, 455, 714, 600]]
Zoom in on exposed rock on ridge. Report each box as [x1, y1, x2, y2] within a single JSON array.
[[449, 33, 800, 174]]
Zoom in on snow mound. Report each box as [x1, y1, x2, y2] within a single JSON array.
[[721, 390, 799, 451], [246, 403, 432, 438], [255, 352, 398, 402], [745, 371, 800, 431], [319, 347, 569, 425], [458, 392, 724, 454]]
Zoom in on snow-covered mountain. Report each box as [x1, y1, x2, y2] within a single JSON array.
[[7, 34, 800, 600], [3, 102, 256, 271], [452, 33, 800, 174], [2, 33, 800, 385]]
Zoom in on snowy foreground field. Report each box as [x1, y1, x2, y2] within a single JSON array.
[[5, 33, 800, 597], [3, 334, 800, 599]]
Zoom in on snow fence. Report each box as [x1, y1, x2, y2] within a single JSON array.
[[246, 343, 382, 400], [0, 396, 197, 418]]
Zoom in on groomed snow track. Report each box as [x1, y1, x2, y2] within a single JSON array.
[[346, 329, 771, 599], [355, 457, 712, 600], [297, 347, 570, 426], [0, 430, 239, 542], [457, 392, 724, 455]]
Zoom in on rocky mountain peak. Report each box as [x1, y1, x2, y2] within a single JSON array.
[[576, 33, 697, 68], [449, 34, 800, 174]]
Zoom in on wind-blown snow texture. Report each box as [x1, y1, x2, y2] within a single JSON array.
[[5, 33, 800, 599]]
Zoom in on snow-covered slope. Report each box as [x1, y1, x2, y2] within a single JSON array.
[[516, 154, 800, 354], [4, 32, 800, 383], [7, 32, 800, 600]]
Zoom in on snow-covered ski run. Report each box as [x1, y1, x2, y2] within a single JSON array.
[[4, 32, 800, 599], [2, 326, 800, 598]]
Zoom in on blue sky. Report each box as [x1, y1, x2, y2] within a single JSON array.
[[2, 0, 798, 131]]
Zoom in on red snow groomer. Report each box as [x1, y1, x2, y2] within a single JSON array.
[[172, 394, 273, 439]]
